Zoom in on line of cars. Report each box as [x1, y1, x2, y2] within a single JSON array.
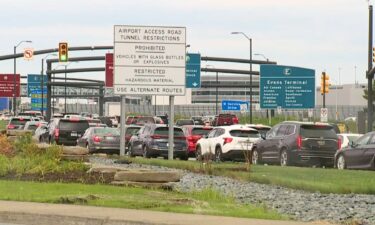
[[5, 111, 373, 170]]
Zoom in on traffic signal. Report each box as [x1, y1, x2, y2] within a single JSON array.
[[59, 42, 68, 62], [320, 72, 330, 94]]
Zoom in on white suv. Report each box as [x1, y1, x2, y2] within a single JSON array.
[[196, 125, 261, 161]]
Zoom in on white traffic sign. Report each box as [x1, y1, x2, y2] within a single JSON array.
[[113, 25, 186, 96], [320, 108, 328, 122], [23, 48, 34, 61], [308, 109, 314, 118], [277, 106, 282, 115]]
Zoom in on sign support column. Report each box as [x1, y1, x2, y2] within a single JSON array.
[[119, 95, 126, 156], [168, 96, 174, 160]]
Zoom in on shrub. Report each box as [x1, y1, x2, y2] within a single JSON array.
[[0, 135, 15, 157], [0, 155, 10, 176], [13, 133, 40, 155]]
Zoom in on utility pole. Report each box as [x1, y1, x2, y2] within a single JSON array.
[[368, 5, 373, 132], [322, 72, 326, 108]]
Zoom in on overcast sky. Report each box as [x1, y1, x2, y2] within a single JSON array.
[[0, 0, 372, 85]]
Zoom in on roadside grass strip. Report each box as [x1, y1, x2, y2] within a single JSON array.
[[0, 180, 285, 220], [129, 157, 375, 194]]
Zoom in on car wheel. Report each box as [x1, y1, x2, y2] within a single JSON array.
[[127, 145, 135, 157], [280, 149, 290, 167], [215, 147, 223, 162], [180, 154, 189, 161], [251, 148, 260, 165], [336, 154, 346, 170], [196, 146, 203, 161], [86, 143, 91, 153], [142, 146, 150, 158]]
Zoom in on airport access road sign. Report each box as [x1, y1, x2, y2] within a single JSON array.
[[114, 25, 186, 96], [260, 65, 315, 109], [186, 53, 201, 88]]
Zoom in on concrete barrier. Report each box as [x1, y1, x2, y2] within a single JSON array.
[[114, 170, 182, 183], [62, 146, 89, 155], [6, 130, 32, 137], [61, 154, 89, 162]]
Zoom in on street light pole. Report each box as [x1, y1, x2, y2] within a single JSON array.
[[13, 40, 32, 115], [65, 65, 67, 114], [13, 46, 16, 115], [231, 32, 252, 123], [41, 53, 57, 116], [216, 71, 218, 115]]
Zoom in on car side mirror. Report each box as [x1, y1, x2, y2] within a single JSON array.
[[350, 141, 356, 148], [202, 134, 208, 139], [261, 133, 266, 140]]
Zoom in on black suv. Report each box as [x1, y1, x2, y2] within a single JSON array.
[[252, 121, 340, 167], [48, 118, 89, 145], [128, 124, 188, 160]]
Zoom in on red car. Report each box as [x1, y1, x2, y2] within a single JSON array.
[[212, 114, 239, 126], [183, 125, 213, 157]]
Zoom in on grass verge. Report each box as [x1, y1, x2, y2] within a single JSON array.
[[128, 157, 375, 194], [0, 180, 285, 220]]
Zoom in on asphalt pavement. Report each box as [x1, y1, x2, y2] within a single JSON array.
[[0, 200, 321, 225]]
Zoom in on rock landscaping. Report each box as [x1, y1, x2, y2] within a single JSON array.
[[90, 156, 375, 225]]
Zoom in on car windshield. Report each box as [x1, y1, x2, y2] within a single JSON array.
[[26, 124, 39, 131], [300, 125, 337, 139], [177, 120, 194, 126], [136, 117, 154, 124], [59, 120, 89, 131], [10, 118, 31, 125], [230, 130, 260, 138], [126, 127, 141, 135], [191, 127, 212, 136], [154, 127, 184, 137], [249, 127, 270, 136], [347, 135, 361, 143], [93, 128, 119, 135]]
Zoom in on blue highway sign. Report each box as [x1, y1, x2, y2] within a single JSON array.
[[186, 53, 201, 88], [27, 74, 47, 97], [30, 89, 47, 111], [260, 65, 315, 109], [222, 100, 249, 111]]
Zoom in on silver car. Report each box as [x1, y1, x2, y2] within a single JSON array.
[[77, 127, 120, 154]]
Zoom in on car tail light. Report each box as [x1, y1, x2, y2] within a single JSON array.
[[187, 135, 201, 141], [54, 128, 60, 138], [337, 138, 342, 150], [7, 124, 15, 129], [19, 118, 24, 121], [232, 117, 239, 124], [296, 135, 302, 150], [223, 137, 233, 145], [93, 135, 101, 143]]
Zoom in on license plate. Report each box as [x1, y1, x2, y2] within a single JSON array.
[[106, 136, 114, 140], [317, 140, 325, 145], [71, 132, 77, 137]]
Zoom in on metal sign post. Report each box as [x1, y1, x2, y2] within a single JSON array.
[[168, 96, 175, 160], [119, 95, 126, 156]]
